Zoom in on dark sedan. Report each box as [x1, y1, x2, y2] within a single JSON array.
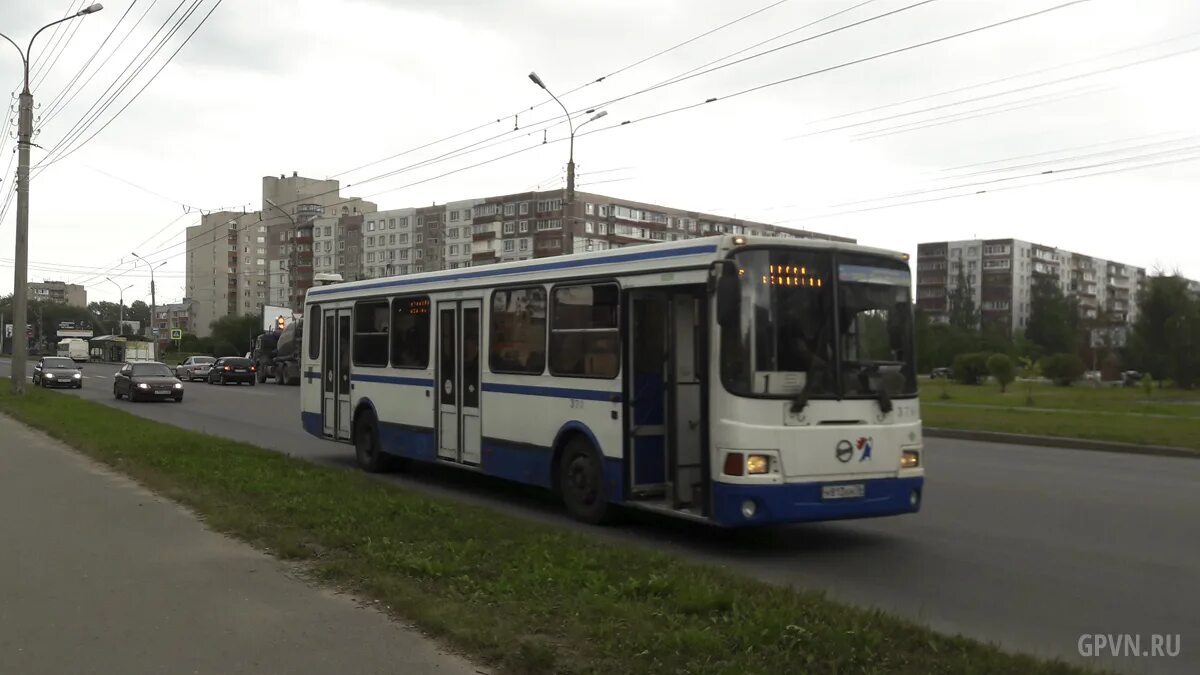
[[113, 361, 184, 402], [33, 356, 83, 389], [207, 357, 257, 385]]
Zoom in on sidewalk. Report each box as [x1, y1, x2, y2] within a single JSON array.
[[0, 415, 485, 675]]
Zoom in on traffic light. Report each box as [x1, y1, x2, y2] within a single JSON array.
[[275, 315, 286, 330]]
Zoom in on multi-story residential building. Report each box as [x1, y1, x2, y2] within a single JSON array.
[[917, 238, 1147, 337], [186, 173, 374, 337], [312, 213, 367, 282], [29, 280, 86, 307], [189, 179, 850, 335], [153, 301, 195, 336]]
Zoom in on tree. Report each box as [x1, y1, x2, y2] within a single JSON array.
[[1040, 353, 1084, 386], [128, 300, 151, 334], [952, 352, 990, 385], [947, 266, 979, 331], [209, 315, 259, 357], [1026, 275, 1078, 355], [987, 353, 1015, 393], [1128, 274, 1199, 388]]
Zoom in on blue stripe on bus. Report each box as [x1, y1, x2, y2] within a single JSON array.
[[482, 382, 619, 402], [351, 373, 435, 387], [304, 370, 320, 382], [307, 243, 718, 298]]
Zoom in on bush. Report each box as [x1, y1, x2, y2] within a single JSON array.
[[986, 353, 1015, 393], [1039, 353, 1085, 386], [953, 352, 990, 385]]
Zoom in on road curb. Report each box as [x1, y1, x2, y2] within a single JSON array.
[[924, 427, 1200, 459]]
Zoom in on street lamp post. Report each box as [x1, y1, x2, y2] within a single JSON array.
[[1, 3, 104, 394], [130, 253, 164, 342], [104, 277, 133, 335], [526, 72, 607, 254]]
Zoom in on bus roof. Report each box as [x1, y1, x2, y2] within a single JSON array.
[[304, 235, 907, 304]]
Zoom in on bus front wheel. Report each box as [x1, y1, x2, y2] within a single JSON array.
[[558, 438, 612, 525]]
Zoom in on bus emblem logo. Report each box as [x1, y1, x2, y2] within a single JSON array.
[[835, 440, 853, 463], [856, 437, 873, 462]]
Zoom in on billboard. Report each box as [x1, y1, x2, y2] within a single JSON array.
[[261, 305, 295, 332]]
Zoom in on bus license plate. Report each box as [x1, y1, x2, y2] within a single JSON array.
[[822, 484, 864, 500]]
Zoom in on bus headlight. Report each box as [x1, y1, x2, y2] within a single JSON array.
[[901, 449, 920, 469], [746, 454, 770, 475], [741, 499, 757, 519]]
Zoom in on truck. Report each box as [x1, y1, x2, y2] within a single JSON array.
[[253, 319, 302, 385], [57, 338, 90, 363]]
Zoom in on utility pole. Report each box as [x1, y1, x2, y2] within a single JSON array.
[[526, 72, 606, 255], [105, 277, 133, 335], [1, 4, 104, 393], [131, 253, 163, 350]]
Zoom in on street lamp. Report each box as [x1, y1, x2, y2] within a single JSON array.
[[528, 73, 609, 255], [104, 277, 134, 335], [1, 3, 104, 394], [130, 253, 164, 341]]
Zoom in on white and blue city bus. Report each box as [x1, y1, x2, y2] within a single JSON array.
[[299, 235, 923, 526]]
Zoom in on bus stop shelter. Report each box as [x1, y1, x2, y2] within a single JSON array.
[[90, 337, 156, 363]]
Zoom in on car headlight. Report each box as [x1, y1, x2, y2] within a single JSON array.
[[137, 383, 150, 389], [73, 373, 82, 379], [901, 449, 920, 469], [174, 383, 183, 389], [44, 373, 55, 379], [746, 454, 771, 475]]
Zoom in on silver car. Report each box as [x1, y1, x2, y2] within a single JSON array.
[[174, 355, 215, 382]]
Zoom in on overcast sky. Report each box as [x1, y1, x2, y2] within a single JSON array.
[[2, 0, 1198, 307]]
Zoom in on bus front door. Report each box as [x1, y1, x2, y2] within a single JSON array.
[[436, 299, 482, 465], [627, 289, 706, 513], [322, 308, 353, 441]]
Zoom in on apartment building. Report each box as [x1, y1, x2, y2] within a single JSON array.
[[29, 280, 86, 307], [153, 300, 195, 336], [916, 238, 1146, 337], [185, 173, 375, 337]]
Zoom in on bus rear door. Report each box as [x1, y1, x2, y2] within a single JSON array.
[[321, 308, 352, 441]]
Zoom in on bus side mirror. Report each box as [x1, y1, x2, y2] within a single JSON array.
[[712, 261, 740, 327]]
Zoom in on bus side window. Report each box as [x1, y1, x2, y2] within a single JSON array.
[[307, 304, 321, 360]]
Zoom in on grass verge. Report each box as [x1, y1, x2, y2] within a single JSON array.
[[920, 381, 1200, 450], [922, 405, 1200, 451], [0, 380, 1096, 675]]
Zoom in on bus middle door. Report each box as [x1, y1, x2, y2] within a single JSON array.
[[436, 299, 482, 465]]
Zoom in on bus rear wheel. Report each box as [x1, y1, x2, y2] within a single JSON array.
[[558, 438, 612, 524], [354, 410, 392, 473]]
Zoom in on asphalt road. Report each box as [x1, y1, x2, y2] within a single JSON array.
[[4, 360, 1196, 675]]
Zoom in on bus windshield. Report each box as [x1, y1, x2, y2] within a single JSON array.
[[720, 248, 916, 399]]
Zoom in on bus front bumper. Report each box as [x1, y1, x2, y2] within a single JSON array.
[[710, 475, 923, 527]]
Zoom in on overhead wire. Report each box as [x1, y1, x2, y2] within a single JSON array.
[[40, 0, 142, 123], [41, 0, 224, 168], [771, 144, 1200, 223], [789, 40, 1200, 142], [138, 0, 1097, 269], [328, 0, 798, 180], [36, 0, 220, 172], [29, 0, 86, 92], [25, 1, 80, 86], [851, 85, 1112, 141]]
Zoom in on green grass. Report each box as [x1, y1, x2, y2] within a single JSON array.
[[920, 380, 1200, 450], [0, 381, 1099, 675]]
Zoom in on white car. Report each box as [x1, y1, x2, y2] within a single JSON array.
[[174, 356, 216, 382]]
